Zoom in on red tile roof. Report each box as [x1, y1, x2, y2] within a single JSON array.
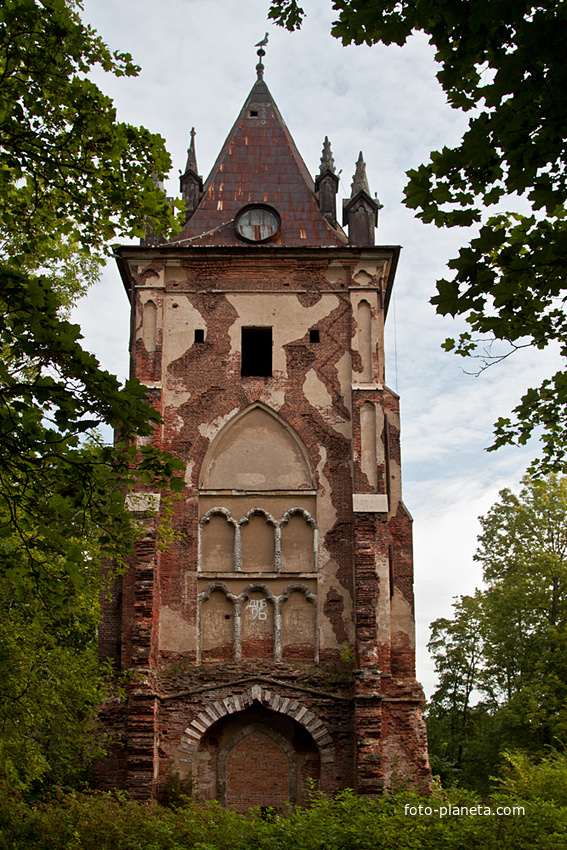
[[170, 77, 347, 248]]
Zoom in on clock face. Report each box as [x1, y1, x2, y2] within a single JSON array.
[[235, 204, 280, 242]]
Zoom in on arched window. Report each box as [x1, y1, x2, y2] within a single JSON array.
[[143, 299, 157, 353], [357, 299, 372, 381]]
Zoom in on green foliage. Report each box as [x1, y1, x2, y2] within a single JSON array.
[[0, 0, 185, 790], [0, 0, 185, 612], [0, 0, 182, 255], [497, 750, 567, 806], [426, 701, 502, 794], [0, 267, 183, 611], [269, 0, 567, 472], [268, 0, 305, 29], [160, 769, 195, 809], [427, 473, 567, 792], [0, 579, 106, 791], [0, 266, 183, 788], [1, 785, 566, 850], [426, 593, 502, 793]]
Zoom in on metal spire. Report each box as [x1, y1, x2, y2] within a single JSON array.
[[255, 32, 268, 80]]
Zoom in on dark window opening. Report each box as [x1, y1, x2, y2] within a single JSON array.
[[249, 109, 259, 117], [194, 328, 205, 343], [310, 328, 320, 343], [241, 327, 272, 377]]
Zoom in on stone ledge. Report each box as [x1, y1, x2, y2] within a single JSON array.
[[353, 494, 388, 513]]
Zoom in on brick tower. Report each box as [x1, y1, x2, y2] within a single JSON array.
[[99, 55, 430, 807]]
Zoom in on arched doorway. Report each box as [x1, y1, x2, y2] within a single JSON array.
[[191, 700, 321, 811]]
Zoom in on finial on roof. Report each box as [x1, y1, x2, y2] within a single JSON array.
[[343, 151, 380, 245], [319, 136, 336, 175], [185, 127, 198, 174], [255, 32, 268, 80], [180, 126, 203, 222], [315, 137, 339, 224], [350, 151, 370, 198]]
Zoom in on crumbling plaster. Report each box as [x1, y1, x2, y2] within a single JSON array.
[[226, 293, 340, 376]]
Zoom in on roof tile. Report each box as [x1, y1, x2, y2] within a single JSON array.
[[170, 77, 346, 248]]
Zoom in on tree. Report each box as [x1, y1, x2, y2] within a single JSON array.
[[476, 474, 567, 750], [0, 0, 179, 256], [0, 0, 186, 601], [269, 0, 567, 473], [0, 1, 183, 787], [0, 268, 183, 609], [427, 594, 502, 792], [0, 541, 105, 790], [427, 473, 567, 791], [428, 595, 486, 755]]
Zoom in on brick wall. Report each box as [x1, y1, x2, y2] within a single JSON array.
[[97, 246, 430, 802], [225, 732, 289, 812]]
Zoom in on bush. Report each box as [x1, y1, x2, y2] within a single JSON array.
[[0, 783, 566, 849], [496, 749, 567, 806]]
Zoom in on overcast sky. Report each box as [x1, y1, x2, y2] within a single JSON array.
[[75, 0, 557, 695]]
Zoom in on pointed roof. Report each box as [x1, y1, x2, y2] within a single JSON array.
[[350, 151, 370, 198], [171, 77, 347, 248], [183, 127, 198, 176], [319, 136, 336, 176]]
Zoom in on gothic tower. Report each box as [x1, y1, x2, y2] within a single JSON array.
[[99, 58, 430, 807]]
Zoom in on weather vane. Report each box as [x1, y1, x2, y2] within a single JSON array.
[[255, 32, 268, 80]]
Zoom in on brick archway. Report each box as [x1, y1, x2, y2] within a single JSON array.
[[176, 684, 334, 772]]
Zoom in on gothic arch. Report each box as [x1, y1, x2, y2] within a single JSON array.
[[198, 508, 238, 573], [280, 508, 318, 573], [197, 582, 237, 662], [239, 506, 277, 526], [197, 581, 236, 603], [199, 402, 316, 490], [281, 582, 317, 604], [239, 582, 277, 603], [280, 583, 318, 661], [142, 298, 157, 353], [197, 506, 318, 574], [200, 506, 237, 526], [280, 507, 317, 528], [360, 401, 377, 488], [176, 685, 334, 768]]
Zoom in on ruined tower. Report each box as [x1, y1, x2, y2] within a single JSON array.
[[99, 57, 430, 807]]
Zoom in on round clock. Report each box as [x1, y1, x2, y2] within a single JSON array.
[[235, 204, 281, 243]]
